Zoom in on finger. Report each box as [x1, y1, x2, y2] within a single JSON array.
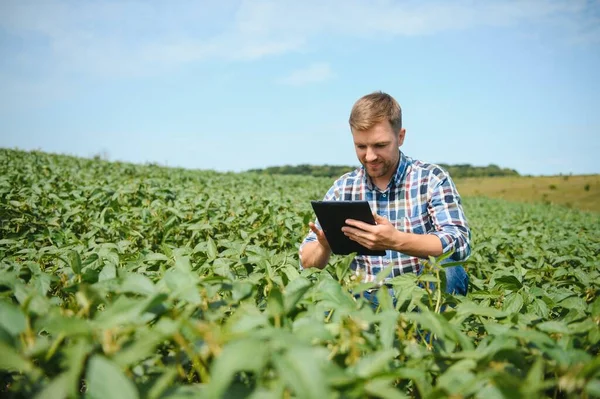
[[310, 222, 330, 243], [373, 213, 392, 225], [341, 226, 364, 236], [317, 230, 328, 241], [349, 234, 371, 247], [345, 218, 375, 231], [345, 231, 361, 243], [343, 228, 369, 243], [309, 222, 321, 234]]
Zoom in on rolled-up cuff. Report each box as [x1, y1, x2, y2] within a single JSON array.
[[429, 231, 455, 254]]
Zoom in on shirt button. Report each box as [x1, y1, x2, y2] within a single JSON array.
[[382, 193, 387, 198]]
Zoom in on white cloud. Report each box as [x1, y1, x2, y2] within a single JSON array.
[[277, 62, 334, 86], [0, 0, 598, 78]]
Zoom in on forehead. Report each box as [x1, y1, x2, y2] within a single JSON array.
[[351, 121, 396, 144]]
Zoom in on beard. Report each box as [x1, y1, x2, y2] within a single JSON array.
[[363, 161, 394, 178], [366, 162, 389, 178], [363, 155, 399, 181]]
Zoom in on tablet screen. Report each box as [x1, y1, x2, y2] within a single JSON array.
[[310, 201, 386, 256]]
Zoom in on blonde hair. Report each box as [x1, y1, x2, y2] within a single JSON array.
[[349, 91, 402, 133]]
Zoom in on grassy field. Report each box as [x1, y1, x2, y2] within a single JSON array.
[[455, 174, 600, 213]]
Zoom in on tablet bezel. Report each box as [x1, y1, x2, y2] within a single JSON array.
[[310, 200, 386, 256]]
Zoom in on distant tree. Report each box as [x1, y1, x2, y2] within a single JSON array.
[[248, 163, 520, 178]]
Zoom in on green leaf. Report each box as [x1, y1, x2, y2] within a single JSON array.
[[591, 296, 600, 317], [352, 349, 397, 378], [558, 296, 586, 312], [273, 346, 330, 399], [226, 303, 268, 334], [586, 379, 600, 397], [204, 338, 268, 398], [284, 277, 312, 314], [436, 368, 478, 397], [207, 237, 218, 261], [456, 301, 508, 319], [483, 322, 512, 336], [0, 341, 35, 373], [63, 339, 90, 398], [98, 264, 117, 281], [494, 275, 522, 291], [578, 356, 600, 379], [0, 300, 27, 336], [174, 254, 191, 272], [568, 319, 596, 334], [390, 367, 432, 397], [267, 287, 284, 318], [93, 296, 150, 328], [376, 286, 394, 311], [120, 273, 156, 296], [69, 251, 82, 275], [364, 377, 408, 399], [147, 368, 178, 399], [34, 372, 70, 399], [536, 320, 571, 334], [531, 298, 550, 319], [316, 279, 356, 311], [232, 280, 254, 302], [41, 314, 93, 337], [503, 292, 524, 314], [523, 356, 545, 394], [377, 310, 399, 350], [161, 268, 201, 305], [86, 355, 139, 399], [506, 329, 555, 347], [404, 311, 447, 340], [82, 253, 100, 267], [113, 327, 171, 368], [335, 253, 356, 282], [292, 317, 334, 343], [145, 252, 169, 262], [32, 272, 54, 296]]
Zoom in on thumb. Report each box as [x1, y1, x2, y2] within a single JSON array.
[[373, 213, 387, 224]]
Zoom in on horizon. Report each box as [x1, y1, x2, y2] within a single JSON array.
[[4, 146, 596, 178], [1, 1, 599, 176]]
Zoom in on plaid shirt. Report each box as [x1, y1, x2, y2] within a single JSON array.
[[300, 150, 471, 282]]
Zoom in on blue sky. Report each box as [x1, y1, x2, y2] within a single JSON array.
[[1, 0, 599, 175]]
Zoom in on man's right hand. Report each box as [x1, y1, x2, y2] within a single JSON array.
[[309, 222, 331, 251]]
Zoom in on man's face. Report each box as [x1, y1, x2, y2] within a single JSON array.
[[352, 120, 405, 184]]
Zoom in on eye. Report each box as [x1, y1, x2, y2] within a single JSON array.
[[375, 143, 387, 148], [356, 145, 366, 150]]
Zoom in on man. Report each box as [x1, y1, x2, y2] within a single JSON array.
[[299, 91, 470, 297]]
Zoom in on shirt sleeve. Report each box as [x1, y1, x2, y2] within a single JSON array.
[[427, 173, 471, 262], [298, 181, 340, 268]]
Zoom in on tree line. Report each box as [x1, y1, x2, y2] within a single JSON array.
[[248, 163, 520, 179]]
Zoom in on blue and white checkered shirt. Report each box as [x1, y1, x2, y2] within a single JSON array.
[[300, 151, 471, 282]]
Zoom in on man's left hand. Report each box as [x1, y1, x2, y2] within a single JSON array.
[[342, 214, 399, 251]]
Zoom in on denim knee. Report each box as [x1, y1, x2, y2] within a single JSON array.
[[444, 266, 468, 295]]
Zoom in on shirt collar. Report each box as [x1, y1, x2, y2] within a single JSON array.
[[362, 149, 408, 191]]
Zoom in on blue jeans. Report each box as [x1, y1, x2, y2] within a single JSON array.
[[440, 265, 469, 296], [354, 265, 468, 309]]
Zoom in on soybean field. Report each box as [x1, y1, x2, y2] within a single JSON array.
[[1, 148, 599, 398]]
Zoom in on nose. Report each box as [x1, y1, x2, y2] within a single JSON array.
[[365, 147, 377, 162]]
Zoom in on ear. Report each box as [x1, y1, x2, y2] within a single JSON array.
[[398, 128, 406, 147]]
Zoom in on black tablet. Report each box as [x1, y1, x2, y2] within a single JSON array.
[[310, 200, 386, 256]]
